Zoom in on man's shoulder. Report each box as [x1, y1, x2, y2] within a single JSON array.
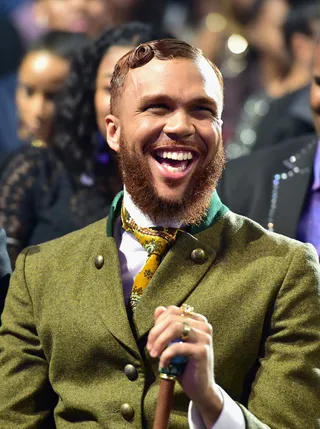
[[213, 210, 313, 258], [21, 218, 108, 266]]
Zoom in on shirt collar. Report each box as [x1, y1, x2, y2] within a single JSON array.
[[106, 189, 229, 237]]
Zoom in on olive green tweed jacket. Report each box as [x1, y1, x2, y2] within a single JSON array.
[[0, 210, 320, 428]]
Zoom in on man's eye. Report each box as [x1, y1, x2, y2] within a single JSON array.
[[24, 86, 35, 97], [44, 92, 57, 102], [193, 106, 215, 114], [147, 104, 168, 110], [145, 104, 169, 114], [314, 77, 320, 86]]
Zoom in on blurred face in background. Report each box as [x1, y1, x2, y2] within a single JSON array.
[[39, 0, 112, 38], [295, 19, 320, 70], [94, 45, 134, 137], [246, 0, 289, 63], [310, 43, 320, 137], [16, 50, 70, 142], [229, 0, 256, 24]]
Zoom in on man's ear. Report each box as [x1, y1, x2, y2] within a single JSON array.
[[105, 114, 121, 153]]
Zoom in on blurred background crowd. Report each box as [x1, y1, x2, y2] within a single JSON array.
[[0, 0, 319, 268]]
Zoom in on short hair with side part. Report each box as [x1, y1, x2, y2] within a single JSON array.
[[109, 38, 224, 115]]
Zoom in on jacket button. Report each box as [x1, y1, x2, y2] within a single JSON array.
[[120, 403, 134, 421], [190, 248, 207, 263], [124, 364, 138, 381], [94, 255, 104, 269]]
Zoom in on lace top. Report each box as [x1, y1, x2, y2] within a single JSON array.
[[0, 145, 122, 267]]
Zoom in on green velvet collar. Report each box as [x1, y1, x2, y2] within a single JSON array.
[[106, 190, 229, 237]]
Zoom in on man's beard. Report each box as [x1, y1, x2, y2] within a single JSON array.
[[118, 134, 225, 226]]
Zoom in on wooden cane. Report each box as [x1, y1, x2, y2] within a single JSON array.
[[152, 346, 188, 429], [152, 376, 176, 429], [152, 305, 193, 429]]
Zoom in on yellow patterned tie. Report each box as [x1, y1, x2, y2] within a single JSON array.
[[121, 206, 181, 311]]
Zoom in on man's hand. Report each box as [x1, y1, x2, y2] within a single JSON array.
[[147, 305, 223, 428]]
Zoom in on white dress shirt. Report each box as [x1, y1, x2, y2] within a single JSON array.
[[115, 190, 245, 429]]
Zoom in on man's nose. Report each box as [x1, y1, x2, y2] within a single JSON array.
[[31, 95, 45, 119], [163, 110, 195, 139]]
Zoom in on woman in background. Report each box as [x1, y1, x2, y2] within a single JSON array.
[[16, 30, 89, 147], [0, 22, 171, 267]]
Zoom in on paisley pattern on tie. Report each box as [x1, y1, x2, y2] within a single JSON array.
[[121, 205, 181, 311]]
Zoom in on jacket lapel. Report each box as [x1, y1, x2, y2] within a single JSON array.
[[82, 221, 140, 357], [270, 138, 317, 238], [133, 222, 224, 340]]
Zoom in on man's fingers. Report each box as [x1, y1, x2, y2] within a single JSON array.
[[147, 306, 212, 354], [149, 316, 205, 345], [159, 341, 212, 369], [154, 305, 207, 324], [191, 312, 208, 323], [148, 322, 212, 358], [154, 306, 166, 321], [149, 313, 212, 341]]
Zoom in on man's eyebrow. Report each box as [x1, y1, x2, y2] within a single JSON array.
[[138, 94, 219, 110], [189, 96, 219, 111], [138, 94, 171, 105]]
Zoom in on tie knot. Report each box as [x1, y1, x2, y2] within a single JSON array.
[[121, 206, 180, 256]]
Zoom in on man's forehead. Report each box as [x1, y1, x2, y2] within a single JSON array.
[[125, 57, 223, 109]]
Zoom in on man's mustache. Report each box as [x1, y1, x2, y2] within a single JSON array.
[[146, 138, 206, 154]]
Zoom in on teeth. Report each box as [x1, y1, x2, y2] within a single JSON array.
[[162, 164, 187, 173], [155, 150, 194, 160]]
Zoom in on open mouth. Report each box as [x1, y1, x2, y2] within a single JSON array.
[[153, 149, 197, 174]]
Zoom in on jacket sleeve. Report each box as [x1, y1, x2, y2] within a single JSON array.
[[240, 243, 320, 429], [0, 248, 56, 428]]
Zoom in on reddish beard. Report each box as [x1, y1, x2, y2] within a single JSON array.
[[117, 134, 225, 225]]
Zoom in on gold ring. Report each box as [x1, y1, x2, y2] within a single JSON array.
[[180, 303, 194, 317], [180, 322, 191, 341]]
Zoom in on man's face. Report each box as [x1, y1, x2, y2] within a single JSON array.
[[106, 57, 224, 224], [310, 44, 320, 137]]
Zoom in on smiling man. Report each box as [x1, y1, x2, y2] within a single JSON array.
[[0, 39, 320, 429], [106, 41, 224, 226]]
